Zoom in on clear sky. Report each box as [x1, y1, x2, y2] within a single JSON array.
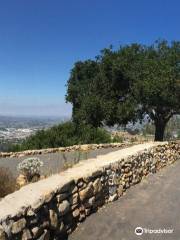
[[0, 0, 179, 117]]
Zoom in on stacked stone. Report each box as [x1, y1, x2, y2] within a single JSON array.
[[0, 143, 131, 159], [0, 142, 179, 240]]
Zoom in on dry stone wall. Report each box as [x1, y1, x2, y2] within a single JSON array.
[[0, 142, 135, 159], [0, 142, 179, 240]]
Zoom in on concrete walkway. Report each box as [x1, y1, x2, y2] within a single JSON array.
[[69, 160, 180, 240]]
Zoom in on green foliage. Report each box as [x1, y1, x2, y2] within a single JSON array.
[[66, 60, 103, 127], [13, 122, 111, 151], [66, 40, 180, 141], [66, 50, 133, 127], [112, 135, 123, 143]]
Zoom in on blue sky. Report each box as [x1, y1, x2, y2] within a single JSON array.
[[0, 0, 179, 117]]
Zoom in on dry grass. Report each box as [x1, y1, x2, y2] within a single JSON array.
[[0, 167, 17, 198], [111, 131, 153, 142], [62, 150, 89, 170]]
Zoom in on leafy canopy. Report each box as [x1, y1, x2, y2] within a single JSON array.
[[66, 40, 180, 141]]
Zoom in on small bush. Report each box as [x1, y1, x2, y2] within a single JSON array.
[[17, 157, 43, 181], [0, 167, 16, 198], [76, 124, 111, 144], [130, 137, 138, 143], [112, 135, 123, 143]]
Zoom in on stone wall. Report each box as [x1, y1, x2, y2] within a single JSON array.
[[0, 142, 179, 240], [0, 142, 135, 159]]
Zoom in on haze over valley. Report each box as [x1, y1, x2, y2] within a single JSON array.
[[0, 115, 69, 150]]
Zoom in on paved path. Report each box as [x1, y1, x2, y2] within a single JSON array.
[[69, 160, 180, 240]]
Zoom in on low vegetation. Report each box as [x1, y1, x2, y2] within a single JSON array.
[[17, 157, 43, 182], [0, 167, 17, 198], [11, 122, 112, 151]]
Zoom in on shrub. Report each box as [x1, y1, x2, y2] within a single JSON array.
[[130, 136, 138, 143], [112, 135, 123, 143], [76, 124, 111, 144], [13, 122, 112, 151], [17, 157, 43, 181], [0, 167, 16, 198]]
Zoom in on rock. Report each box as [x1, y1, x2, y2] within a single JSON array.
[[11, 218, 26, 234], [56, 193, 69, 203], [79, 183, 94, 202], [151, 166, 156, 173], [109, 193, 118, 202], [31, 226, 44, 238], [79, 205, 85, 213], [84, 196, 95, 208], [80, 145, 89, 151], [63, 213, 74, 229], [109, 186, 117, 195], [143, 169, 148, 175], [59, 180, 75, 193], [85, 208, 91, 216], [0, 225, 6, 240], [77, 180, 84, 188], [67, 228, 73, 235], [1, 221, 12, 238], [43, 192, 54, 204], [69, 193, 79, 206], [22, 229, 32, 240], [41, 221, 49, 229], [93, 179, 102, 194], [16, 174, 27, 187], [71, 203, 78, 211], [72, 208, 80, 218], [79, 213, 86, 222], [70, 186, 78, 194], [49, 209, 58, 229], [117, 185, 123, 196], [58, 200, 70, 216], [31, 198, 44, 211], [91, 170, 103, 178], [124, 167, 130, 173], [100, 176, 105, 183], [59, 221, 65, 234], [37, 230, 50, 240], [89, 196, 96, 205], [27, 209, 36, 216], [19, 153, 26, 158], [93, 198, 105, 209]]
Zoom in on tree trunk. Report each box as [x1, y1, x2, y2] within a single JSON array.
[[154, 120, 167, 141]]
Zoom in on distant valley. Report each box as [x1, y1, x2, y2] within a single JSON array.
[[0, 115, 69, 151]]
